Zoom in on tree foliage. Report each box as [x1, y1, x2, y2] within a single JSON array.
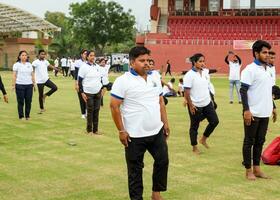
[[69, 0, 136, 55]]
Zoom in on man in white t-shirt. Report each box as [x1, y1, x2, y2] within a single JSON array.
[[225, 51, 242, 104], [32, 50, 58, 113], [240, 40, 277, 181], [54, 57, 59, 77], [110, 46, 169, 200], [268, 51, 276, 85], [60, 56, 67, 77]]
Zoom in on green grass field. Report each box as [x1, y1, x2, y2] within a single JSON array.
[[0, 71, 280, 200]]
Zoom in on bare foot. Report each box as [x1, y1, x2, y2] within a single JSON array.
[[253, 166, 271, 179], [246, 169, 256, 181], [151, 192, 164, 200], [199, 137, 210, 149], [192, 146, 200, 155]]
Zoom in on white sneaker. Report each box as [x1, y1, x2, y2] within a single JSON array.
[[81, 114, 86, 119]]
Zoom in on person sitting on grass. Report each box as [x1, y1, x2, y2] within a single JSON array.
[[163, 78, 177, 97]]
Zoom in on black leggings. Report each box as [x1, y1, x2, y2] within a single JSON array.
[[37, 79, 58, 109], [187, 102, 219, 146], [242, 117, 269, 169], [77, 91, 86, 115], [15, 84, 33, 119]]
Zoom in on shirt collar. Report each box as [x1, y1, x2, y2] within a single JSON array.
[[130, 68, 138, 76], [254, 59, 263, 66], [87, 62, 96, 66], [192, 66, 197, 72]]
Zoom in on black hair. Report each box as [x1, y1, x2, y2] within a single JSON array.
[[252, 40, 271, 58], [17, 50, 28, 62], [179, 78, 183, 83], [129, 46, 150, 61], [99, 58, 106, 63], [86, 50, 95, 59], [170, 78, 175, 83], [38, 49, 45, 55], [269, 51, 276, 56], [190, 53, 204, 65]]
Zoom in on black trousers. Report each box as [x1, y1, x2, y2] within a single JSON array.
[[85, 92, 101, 133], [242, 117, 269, 169], [188, 102, 219, 146], [165, 67, 171, 76], [37, 79, 58, 109], [15, 84, 33, 119], [77, 91, 86, 115], [125, 128, 169, 200], [70, 70, 75, 79]]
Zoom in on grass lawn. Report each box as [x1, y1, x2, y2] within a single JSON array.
[[0, 71, 280, 200]]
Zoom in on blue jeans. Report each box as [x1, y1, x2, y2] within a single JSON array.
[[229, 80, 241, 102]]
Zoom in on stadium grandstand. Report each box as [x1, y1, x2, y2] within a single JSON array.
[[0, 2, 60, 69], [137, 0, 280, 73]]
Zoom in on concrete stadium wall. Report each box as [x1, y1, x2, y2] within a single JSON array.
[[146, 43, 280, 74]]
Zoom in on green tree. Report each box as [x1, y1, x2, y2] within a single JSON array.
[[69, 0, 136, 55], [45, 12, 83, 58]]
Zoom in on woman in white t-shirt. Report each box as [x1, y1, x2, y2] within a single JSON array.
[[78, 50, 109, 134], [99, 58, 112, 107], [183, 53, 219, 154], [12, 51, 35, 120]]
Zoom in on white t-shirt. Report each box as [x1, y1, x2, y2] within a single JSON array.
[[70, 60, 75, 71], [162, 82, 173, 95], [74, 59, 85, 69], [241, 61, 273, 118], [178, 83, 184, 92], [61, 58, 67, 67], [78, 63, 108, 94], [229, 61, 241, 80], [183, 68, 211, 107], [32, 59, 50, 84], [54, 59, 59, 68], [13, 62, 33, 85], [202, 68, 215, 95], [111, 70, 163, 138], [268, 65, 276, 85]]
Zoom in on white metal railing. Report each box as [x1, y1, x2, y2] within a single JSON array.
[[145, 38, 280, 46]]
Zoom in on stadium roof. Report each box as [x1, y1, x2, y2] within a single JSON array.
[[0, 2, 60, 34]]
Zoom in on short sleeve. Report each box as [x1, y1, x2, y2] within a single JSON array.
[[241, 67, 254, 86], [13, 63, 18, 72], [111, 76, 126, 100], [183, 72, 193, 89], [78, 65, 86, 78], [32, 60, 38, 68], [46, 60, 50, 66]]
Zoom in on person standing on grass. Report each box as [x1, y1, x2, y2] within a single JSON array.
[[32, 50, 58, 114], [60, 56, 67, 77], [12, 51, 35, 120], [99, 58, 112, 107], [110, 46, 169, 200], [78, 50, 110, 135], [165, 60, 172, 76], [70, 58, 76, 79], [225, 51, 242, 104], [268, 51, 276, 85], [183, 53, 219, 155], [240, 40, 277, 181], [0, 75, 8, 103], [74, 50, 87, 119], [54, 57, 60, 77]]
